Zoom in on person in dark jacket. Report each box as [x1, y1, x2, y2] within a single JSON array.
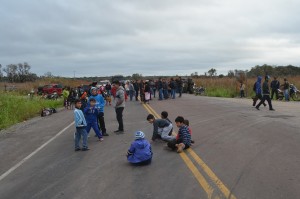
[[270, 77, 280, 100], [127, 131, 152, 165], [133, 80, 139, 101], [158, 78, 163, 100], [176, 77, 183, 97], [256, 76, 275, 111], [170, 78, 176, 99], [252, 76, 266, 107], [147, 114, 175, 142], [281, 78, 290, 101], [167, 116, 191, 153]]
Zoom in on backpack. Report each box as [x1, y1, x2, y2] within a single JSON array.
[[253, 82, 256, 91]]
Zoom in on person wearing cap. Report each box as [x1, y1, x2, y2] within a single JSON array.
[[113, 80, 125, 133], [127, 131, 152, 165], [256, 75, 275, 111], [88, 87, 109, 136]]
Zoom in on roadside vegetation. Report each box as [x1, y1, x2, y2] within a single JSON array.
[[0, 92, 63, 130]]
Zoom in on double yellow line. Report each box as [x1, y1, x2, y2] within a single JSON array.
[[142, 102, 237, 199]]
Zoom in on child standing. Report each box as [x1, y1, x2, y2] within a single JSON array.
[[74, 99, 89, 151], [84, 98, 104, 141], [167, 116, 191, 153], [127, 131, 153, 165]]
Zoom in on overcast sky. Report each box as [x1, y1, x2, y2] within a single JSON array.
[[1, 0, 300, 77]]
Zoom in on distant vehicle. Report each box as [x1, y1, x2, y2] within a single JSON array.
[[42, 84, 63, 95], [97, 80, 111, 87]]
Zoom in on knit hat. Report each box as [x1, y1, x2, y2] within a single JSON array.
[[91, 87, 97, 91], [135, 131, 145, 140]]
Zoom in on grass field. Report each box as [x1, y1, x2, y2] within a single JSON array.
[[193, 76, 300, 98], [0, 92, 63, 130]]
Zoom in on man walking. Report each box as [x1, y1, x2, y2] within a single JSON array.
[[256, 76, 275, 111], [270, 77, 280, 100], [113, 80, 125, 133]]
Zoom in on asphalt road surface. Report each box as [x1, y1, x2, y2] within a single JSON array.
[[0, 94, 299, 199]]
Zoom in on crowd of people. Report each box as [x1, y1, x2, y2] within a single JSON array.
[[70, 78, 192, 166]]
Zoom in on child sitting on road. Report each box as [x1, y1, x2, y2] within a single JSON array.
[[83, 98, 104, 141], [127, 131, 153, 166], [167, 116, 191, 153], [74, 99, 89, 151], [183, 119, 195, 144], [147, 114, 175, 142], [161, 111, 174, 136]]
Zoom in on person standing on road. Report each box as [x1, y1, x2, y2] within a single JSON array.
[[127, 131, 153, 166], [177, 77, 183, 97], [83, 98, 104, 141], [158, 78, 163, 100], [270, 77, 280, 100], [240, 82, 245, 98], [252, 76, 266, 107], [129, 81, 135, 101], [133, 80, 139, 101], [114, 80, 125, 133], [170, 78, 176, 99], [74, 99, 89, 151], [256, 76, 275, 111], [281, 78, 290, 101], [89, 87, 109, 136]]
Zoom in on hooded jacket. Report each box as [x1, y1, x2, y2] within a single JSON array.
[[115, 86, 125, 108], [88, 94, 105, 113], [83, 105, 99, 123], [127, 139, 152, 163], [255, 76, 262, 95]]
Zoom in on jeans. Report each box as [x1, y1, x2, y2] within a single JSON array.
[[240, 90, 245, 98], [171, 89, 176, 99], [97, 112, 106, 134], [253, 94, 266, 106], [75, 127, 88, 149], [86, 122, 102, 139], [284, 89, 289, 101], [159, 88, 163, 100], [163, 89, 169, 99], [153, 88, 156, 98], [129, 90, 134, 101], [116, 107, 124, 131]]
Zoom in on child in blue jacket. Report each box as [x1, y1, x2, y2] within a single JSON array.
[[127, 131, 152, 165], [84, 98, 103, 141]]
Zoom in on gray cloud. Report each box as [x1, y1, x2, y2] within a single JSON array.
[[0, 0, 300, 77]]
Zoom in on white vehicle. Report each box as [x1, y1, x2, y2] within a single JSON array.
[[97, 80, 111, 88]]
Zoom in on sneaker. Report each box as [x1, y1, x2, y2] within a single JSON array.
[[82, 148, 90, 151], [102, 133, 109, 136], [269, 108, 275, 111], [114, 130, 124, 133], [191, 140, 195, 144], [75, 148, 81, 152], [99, 138, 104, 141], [255, 106, 260, 110]]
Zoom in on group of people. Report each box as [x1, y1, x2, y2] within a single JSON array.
[[73, 80, 125, 151], [123, 77, 184, 103], [126, 112, 193, 166]]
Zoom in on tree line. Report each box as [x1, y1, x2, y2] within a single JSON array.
[[0, 63, 38, 83]]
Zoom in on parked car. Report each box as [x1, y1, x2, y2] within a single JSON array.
[[42, 84, 63, 95]]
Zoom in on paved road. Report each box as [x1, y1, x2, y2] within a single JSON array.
[[0, 95, 299, 199]]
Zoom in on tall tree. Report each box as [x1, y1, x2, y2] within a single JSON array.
[[208, 68, 217, 77]]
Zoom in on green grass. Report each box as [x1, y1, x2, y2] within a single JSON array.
[[205, 88, 237, 98], [0, 92, 63, 130]]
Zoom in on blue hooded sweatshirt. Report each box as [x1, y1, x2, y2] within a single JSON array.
[[127, 139, 152, 164], [255, 76, 262, 95], [88, 94, 105, 113]]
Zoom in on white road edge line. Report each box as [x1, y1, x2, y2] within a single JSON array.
[[0, 122, 75, 182]]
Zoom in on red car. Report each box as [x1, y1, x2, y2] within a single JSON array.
[[42, 84, 63, 95]]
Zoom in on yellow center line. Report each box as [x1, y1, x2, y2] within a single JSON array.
[[187, 149, 237, 199], [141, 102, 237, 199]]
